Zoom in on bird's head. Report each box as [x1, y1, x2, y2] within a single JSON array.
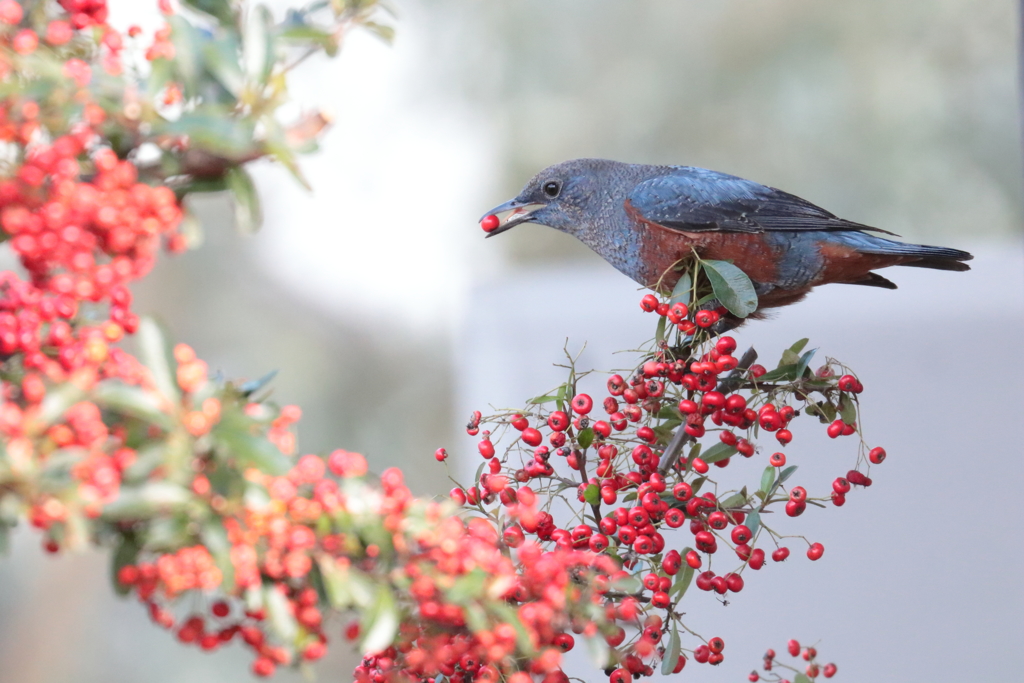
[[481, 158, 622, 238]]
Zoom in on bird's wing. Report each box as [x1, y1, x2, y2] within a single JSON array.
[[626, 167, 893, 234]]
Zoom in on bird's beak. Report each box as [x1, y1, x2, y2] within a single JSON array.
[[480, 200, 545, 238]]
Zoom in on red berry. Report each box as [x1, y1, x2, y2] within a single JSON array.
[[772, 547, 790, 562], [769, 452, 786, 467], [685, 550, 702, 569], [807, 542, 824, 560], [869, 446, 887, 464], [434, 447, 448, 462], [640, 294, 659, 312], [787, 639, 800, 657], [731, 525, 752, 545], [651, 590, 670, 608], [571, 393, 593, 415], [521, 428, 542, 447], [480, 214, 500, 232]]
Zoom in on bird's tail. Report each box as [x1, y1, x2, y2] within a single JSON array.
[[844, 233, 973, 272]]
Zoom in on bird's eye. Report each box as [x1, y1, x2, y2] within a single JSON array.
[[542, 180, 561, 198]]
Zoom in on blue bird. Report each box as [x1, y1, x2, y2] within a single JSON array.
[[482, 159, 972, 326]]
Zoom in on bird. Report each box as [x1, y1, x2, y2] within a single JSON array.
[[481, 158, 972, 327]]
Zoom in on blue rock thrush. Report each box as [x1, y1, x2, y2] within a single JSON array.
[[482, 158, 972, 326]]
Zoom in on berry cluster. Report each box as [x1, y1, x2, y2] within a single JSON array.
[[748, 639, 837, 682], [444, 290, 883, 679]]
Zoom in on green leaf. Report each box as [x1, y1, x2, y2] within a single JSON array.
[[360, 584, 400, 655], [168, 16, 204, 97], [243, 5, 275, 83], [780, 349, 801, 366], [610, 574, 641, 594], [795, 675, 813, 683], [363, 21, 395, 43], [795, 348, 818, 380], [670, 563, 694, 599], [102, 482, 192, 521], [446, 569, 487, 604], [655, 314, 667, 344], [201, 33, 244, 96], [585, 633, 611, 669], [138, 317, 179, 403], [746, 510, 761, 538], [583, 484, 600, 505], [111, 535, 141, 596], [278, 24, 338, 55], [163, 113, 257, 159], [265, 582, 299, 643], [759, 466, 775, 496], [719, 492, 747, 509], [93, 382, 174, 430], [788, 338, 810, 356], [213, 424, 292, 476], [669, 273, 692, 307], [757, 364, 798, 382], [782, 466, 798, 489], [527, 394, 559, 405], [182, 0, 235, 23], [225, 167, 263, 234], [689, 476, 706, 495], [839, 395, 857, 425], [202, 519, 236, 593], [701, 259, 758, 318], [661, 623, 681, 675], [38, 383, 85, 426], [577, 427, 594, 450], [700, 442, 736, 464]]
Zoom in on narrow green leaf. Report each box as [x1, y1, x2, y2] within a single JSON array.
[[719, 492, 747, 509], [795, 675, 813, 683], [610, 574, 642, 594], [655, 314, 667, 343], [585, 634, 611, 669], [670, 563, 694, 599], [746, 510, 761, 538], [243, 5, 275, 83], [788, 338, 810, 355], [669, 273, 692, 307], [583, 484, 600, 505], [169, 16, 204, 97], [778, 465, 798, 485], [527, 394, 559, 405], [780, 349, 801, 366], [701, 442, 737, 464], [361, 584, 400, 654], [702, 259, 758, 318], [163, 113, 257, 159], [39, 383, 85, 426], [213, 426, 292, 476], [111, 535, 141, 596], [661, 623, 681, 675], [202, 519, 236, 593], [363, 21, 395, 43], [689, 476, 707, 495], [839, 396, 857, 425], [757, 364, 798, 382], [201, 34, 244, 96], [138, 317, 179, 403], [577, 427, 594, 450], [225, 167, 263, 234], [182, 0, 235, 23], [795, 348, 818, 380], [102, 482, 192, 521], [266, 583, 299, 643], [93, 382, 174, 430], [318, 556, 353, 609], [759, 466, 775, 495]]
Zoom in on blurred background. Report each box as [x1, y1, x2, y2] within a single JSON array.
[[1, 0, 1022, 681]]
